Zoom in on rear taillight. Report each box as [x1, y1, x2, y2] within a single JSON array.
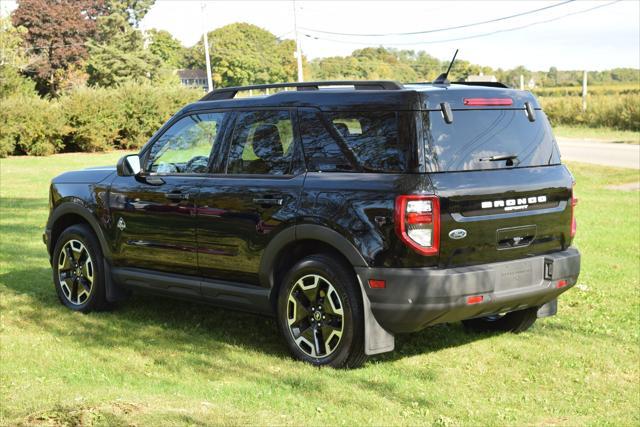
[[571, 183, 578, 238], [463, 98, 513, 106], [395, 195, 440, 256]]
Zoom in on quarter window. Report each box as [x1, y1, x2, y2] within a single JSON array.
[[147, 112, 226, 174], [299, 109, 412, 173]]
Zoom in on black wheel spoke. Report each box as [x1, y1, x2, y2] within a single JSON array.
[[291, 317, 312, 338], [59, 269, 73, 281], [313, 327, 326, 356], [70, 279, 79, 302], [77, 249, 88, 265], [79, 277, 91, 293], [65, 246, 76, 263], [293, 289, 312, 313], [323, 313, 343, 330]]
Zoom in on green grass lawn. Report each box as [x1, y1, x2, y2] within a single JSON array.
[[1, 153, 639, 426], [553, 125, 640, 144]]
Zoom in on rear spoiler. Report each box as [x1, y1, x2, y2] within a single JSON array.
[[452, 81, 510, 89]]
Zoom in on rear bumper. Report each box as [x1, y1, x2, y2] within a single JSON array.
[[356, 247, 580, 333]]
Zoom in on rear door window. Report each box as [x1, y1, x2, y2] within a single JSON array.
[[226, 110, 294, 175], [423, 110, 560, 172]]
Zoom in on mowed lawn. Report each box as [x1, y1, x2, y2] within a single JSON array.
[[1, 153, 638, 426]]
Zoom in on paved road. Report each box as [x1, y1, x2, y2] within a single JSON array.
[[556, 138, 640, 169]]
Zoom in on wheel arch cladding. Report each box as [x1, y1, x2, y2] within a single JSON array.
[[49, 203, 112, 262], [259, 224, 368, 291]]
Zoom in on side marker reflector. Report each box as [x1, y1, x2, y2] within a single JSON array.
[[466, 295, 484, 305], [556, 280, 569, 288], [368, 279, 386, 289]]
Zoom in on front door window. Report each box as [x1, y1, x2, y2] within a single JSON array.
[[147, 112, 226, 174]]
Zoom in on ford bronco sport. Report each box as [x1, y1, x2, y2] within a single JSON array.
[[44, 79, 580, 368]]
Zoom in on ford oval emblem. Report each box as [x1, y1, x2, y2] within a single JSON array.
[[449, 229, 467, 240]]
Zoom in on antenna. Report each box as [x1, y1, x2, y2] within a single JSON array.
[[433, 49, 459, 85]]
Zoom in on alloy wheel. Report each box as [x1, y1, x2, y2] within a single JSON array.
[[57, 239, 94, 305], [286, 274, 345, 358]]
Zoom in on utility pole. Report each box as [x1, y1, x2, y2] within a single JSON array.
[[519, 74, 524, 90], [201, 2, 214, 93], [293, 0, 304, 82], [582, 70, 588, 112]]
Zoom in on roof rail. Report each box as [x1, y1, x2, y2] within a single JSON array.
[[200, 80, 404, 101]]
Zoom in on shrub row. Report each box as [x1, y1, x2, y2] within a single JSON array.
[[0, 83, 201, 157], [532, 83, 639, 97], [1, 86, 638, 157], [539, 94, 640, 131]]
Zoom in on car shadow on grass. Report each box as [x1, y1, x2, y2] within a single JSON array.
[[1, 267, 491, 370]]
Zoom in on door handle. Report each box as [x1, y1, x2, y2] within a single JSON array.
[[166, 192, 190, 201], [252, 197, 284, 206]]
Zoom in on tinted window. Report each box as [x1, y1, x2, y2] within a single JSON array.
[[424, 110, 560, 172], [147, 112, 226, 174], [226, 110, 294, 175], [298, 109, 355, 172], [299, 109, 411, 173]]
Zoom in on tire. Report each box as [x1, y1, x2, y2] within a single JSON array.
[[277, 254, 367, 368], [52, 224, 109, 313], [462, 307, 539, 333]]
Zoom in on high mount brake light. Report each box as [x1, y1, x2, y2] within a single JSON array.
[[463, 98, 513, 106], [395, 195, 440, 256], [571, 183, 578, 238]]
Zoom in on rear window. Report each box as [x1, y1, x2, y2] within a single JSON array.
[[299, 109, 414, 173], [423, 110, 560, 172]]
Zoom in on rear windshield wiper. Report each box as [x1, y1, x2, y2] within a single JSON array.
[[479, 154, 518, 162]]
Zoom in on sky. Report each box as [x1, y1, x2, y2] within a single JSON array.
[[3, 0, 639, 71]]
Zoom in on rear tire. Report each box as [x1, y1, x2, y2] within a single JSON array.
[[276, 254, 366, 368], [462, 307, 538, 333], [52, 224, 109, 313]]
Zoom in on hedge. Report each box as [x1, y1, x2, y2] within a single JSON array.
[[1, 82, 201, 157], [1, 85, 638, 158], [539, 94, 640, 131]]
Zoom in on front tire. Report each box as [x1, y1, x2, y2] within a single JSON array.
[[277, 254, 366, 368], [462, 307, 538, 333], [52, 224, 109, 313]]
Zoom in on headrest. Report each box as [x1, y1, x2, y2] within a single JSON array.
[[252, 124, 283, 160]]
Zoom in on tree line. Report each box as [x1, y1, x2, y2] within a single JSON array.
[[2, 0, 638, 99]]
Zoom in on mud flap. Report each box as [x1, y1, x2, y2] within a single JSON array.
[[537, 298, 557, 318], [357, 278, 394, 355], [104, 260, 130, 302]]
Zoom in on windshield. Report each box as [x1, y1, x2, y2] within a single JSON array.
[[423, 109, 560, 172]]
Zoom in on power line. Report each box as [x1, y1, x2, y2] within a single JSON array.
[[300, 0, 575, 37], [302, 1, 622, 47]]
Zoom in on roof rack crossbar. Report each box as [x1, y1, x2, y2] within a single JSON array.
[[200, 80, 404, 101]]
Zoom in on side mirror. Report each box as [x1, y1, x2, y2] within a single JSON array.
[[117, 154, 141, 177]]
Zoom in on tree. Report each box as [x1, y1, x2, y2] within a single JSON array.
[[108, 0, 154, 27], [147, 29, 187, 69], [0, 17, 36, 97], [186, 23, 297, 87], [11, 0, 106, 96], [85, 13, 162, 87]]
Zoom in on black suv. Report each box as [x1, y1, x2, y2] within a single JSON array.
[[44, 80, 580, 368]]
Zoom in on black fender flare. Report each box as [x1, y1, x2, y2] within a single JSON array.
[[47, 201, 113, 262], [258, 223, 368, 289]]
